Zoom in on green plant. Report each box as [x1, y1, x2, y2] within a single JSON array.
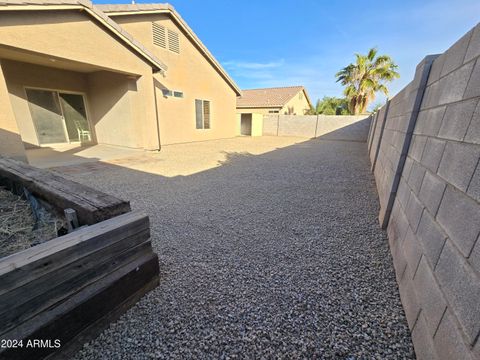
[[306, 97, 350, 115], [370, 101, 385, 114]]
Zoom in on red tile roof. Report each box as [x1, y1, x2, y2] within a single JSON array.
[[236, 86, 308, 108]]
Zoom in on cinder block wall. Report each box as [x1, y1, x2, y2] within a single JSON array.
[[263, 114, 370, 141], [368, 23, 480, 359]]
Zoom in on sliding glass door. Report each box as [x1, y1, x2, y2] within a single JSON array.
[[59, 93, 90, 143], [26, 89, 67, 144], [26, 89, 91, 145]]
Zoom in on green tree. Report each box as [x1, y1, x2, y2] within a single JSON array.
[[370, 101, 385, 114], [306, 96, 351, 115], [335, 48, 399, 115]]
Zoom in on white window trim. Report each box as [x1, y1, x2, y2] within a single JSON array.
[[195, 99, 211, 130]]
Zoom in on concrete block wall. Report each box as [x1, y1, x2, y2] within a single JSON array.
[[263, 114, 370, 141], [368, 23, 480, 359]]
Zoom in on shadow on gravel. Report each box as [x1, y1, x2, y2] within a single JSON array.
[[46, 122, 415, 359]]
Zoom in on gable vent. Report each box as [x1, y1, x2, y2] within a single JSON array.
[[168, 29, 180, 54], [152, 23, 166, 48]]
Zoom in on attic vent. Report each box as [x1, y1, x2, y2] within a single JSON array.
[[168, 29, 180, 54], [152, 23, 166, 48]]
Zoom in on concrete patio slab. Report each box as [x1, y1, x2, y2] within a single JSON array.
[[26, 144, 146, 169]]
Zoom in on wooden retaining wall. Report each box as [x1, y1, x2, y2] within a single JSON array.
[[0, 157, 131, 225], [0, 211, 159, 359], [0, 158, 159, 359]]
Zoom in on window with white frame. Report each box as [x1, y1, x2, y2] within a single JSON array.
[[162, 89, 183, 98], [195, 99, 210, 129]]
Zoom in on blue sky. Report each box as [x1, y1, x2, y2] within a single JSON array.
[[95, 0, 480, 106]]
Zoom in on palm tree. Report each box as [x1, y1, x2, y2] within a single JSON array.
[[306, 99, 322, 115], [336, 48, 399, 114]]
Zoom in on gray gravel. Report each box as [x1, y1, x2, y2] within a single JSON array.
[[66, 137, 415, 359]]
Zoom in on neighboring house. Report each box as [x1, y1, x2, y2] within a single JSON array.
[[235, 86, 312, 136], [236, 86, 312, 115], [0, 1, 240, 162]]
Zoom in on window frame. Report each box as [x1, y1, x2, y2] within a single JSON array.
[[162, 89, 184, 99], [195, 99, 211, 130]]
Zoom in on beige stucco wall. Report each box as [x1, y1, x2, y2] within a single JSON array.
[[235, 113, 241, 135], [112, 13, 238, 146], [87, 71, 138, 149], [280, 89, 310, 115], [0, 61, 26, 160], [251, 113, 263, 136], [0, 11, 149, 75], [236, 107, 282, 115], [0, 10, 160, 153]]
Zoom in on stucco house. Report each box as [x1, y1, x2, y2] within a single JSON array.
[[97, 3, 241, 145], [236, 86, 312, 115], [0, 1, 241, 162], [235, 85, 312, 136]]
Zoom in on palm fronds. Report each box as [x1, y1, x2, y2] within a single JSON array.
[[335, 48, 399, 114]]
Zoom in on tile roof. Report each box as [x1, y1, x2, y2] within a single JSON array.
[[0, 0, 167, 72], [95, 3, 171, 12], [95, 3, 241, 96], [236, 86, 307, 108], [0, 0, 89, 5]]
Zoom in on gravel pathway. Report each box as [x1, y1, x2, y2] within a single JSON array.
[[67, 137, 415, 359]]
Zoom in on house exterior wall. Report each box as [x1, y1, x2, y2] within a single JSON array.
[[112, 13, 238, 145], [0, 61, 26, 161], [0, 11, 149, 75], [236, 107, 282, 115], [251, 113, 263, 136], [87, 71, 145, 149], [236, 90, 310, 115], [280, 90, 311, 115], [0, 10, 160, 154]]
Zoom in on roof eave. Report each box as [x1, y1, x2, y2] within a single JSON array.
[[281, 87, 312, 108], [0, 4, 167, 73], [302, 88, 313, 108], [236, 105, 283, 109], [84, 7, 167, 72]]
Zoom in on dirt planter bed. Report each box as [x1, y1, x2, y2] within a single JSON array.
[[0, 158, 159, 360]]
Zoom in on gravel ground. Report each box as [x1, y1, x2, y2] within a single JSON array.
[[64, 137, 415, 359]]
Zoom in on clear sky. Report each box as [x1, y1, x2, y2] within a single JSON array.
[[94, 0, 480, 106]]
